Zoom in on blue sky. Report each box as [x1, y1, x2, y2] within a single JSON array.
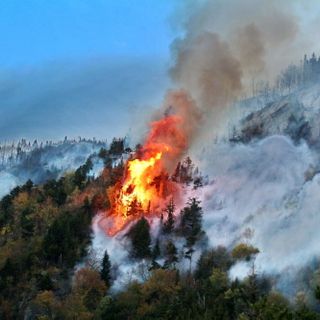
[[0, 0, 175, 66], [0, 0, 178, 142]]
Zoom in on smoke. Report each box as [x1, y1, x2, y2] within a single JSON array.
[[149, 90, 201, 171], [0, 141, 105, 199], [169, 0, 317, 138], [171, 32, 242, 111], [196, 135, 320, 297], [132, 0, 319, 147]]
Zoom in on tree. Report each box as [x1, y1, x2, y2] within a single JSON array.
[[138, 269, 181, 319], [36, 272, 54, 291], [163, 198, 175, 234], [253, 292, 291, 320], [315, 285, 320, 302], [43, 208, 91, 265], [172, 157, 194, 184], [109, 138, 125, 155], [32, 290, 61, 319], [101, 250, 112, 288], [73, 158, 93, 190], [20, 208, 35, 238], [98, 147, 108, 159], [73, 267, 106, 296], [164, 240, 178, 269], [84, 287, 102, 311], [43, 179, 67, 206], [21, 179, 34, 193], [179, 198, 204, 269], [127, 197, 143, 217], [195, 246, 232, 279], [232, 243, 259, 262], [150, 239, 161, 270], [127, 217, 151, 259], [210, 268, 229, 294]]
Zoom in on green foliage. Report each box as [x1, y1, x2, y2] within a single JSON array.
[[232, 243, 260, 261], [73, 158, 93, 190], [179, 198, 204, 249], [43, 178, 67, 206], [109, 138, 125, 155], [36, 272, 54, 291], [210, 268, 229, 293], [164, 240, 178, 269], [101, 250, 112, 288], [43, 206, 91, 266], [152, 238, 161, 261], [20, 207, 35, 238], [98, 147, 108, 159], [315, 285, 320, 301], [128, 217, 152, 259], [163, 198, 175, 234], [195, 246, 232, 279], [252, 292, 292, 320]]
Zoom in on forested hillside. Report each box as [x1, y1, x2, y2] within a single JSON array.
[[1, 137, 320, 320]]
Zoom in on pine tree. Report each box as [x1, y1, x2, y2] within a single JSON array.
[[150, 239, 161, 270], [100, 250, 112, 288], [152, 238, 161, 260], [163, 198, 175, 234], [179, 198, 204, 270], [164, 241, 178, 269], [128, 217, 151, 259]]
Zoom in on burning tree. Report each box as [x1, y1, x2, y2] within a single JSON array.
[[105, 90, 201, 236]]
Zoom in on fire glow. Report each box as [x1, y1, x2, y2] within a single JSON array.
[[105, 91, 200, 236]]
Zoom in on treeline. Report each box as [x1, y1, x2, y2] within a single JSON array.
[[0, 136, 108, 167], [240, 53, 320, 105], [0, 141, 125, 319], [276, 53, 320, 94]]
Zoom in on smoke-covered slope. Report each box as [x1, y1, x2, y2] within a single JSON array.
[[0, 139, 107, 199], [189, 81, 320, 298], [238, 82, 320, 147]]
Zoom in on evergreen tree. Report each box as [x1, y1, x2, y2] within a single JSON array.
[[127, 217, 151, 259], [150, 239, 161, 270], [179, 198, 204, 269], [20, 208, 34, 238], [73, 158, 93, 190], [163, 198, 175, 234], [152, 238, 161, 260], [109, 138, 125, 155], [164, 240, 178, 269], [43, 179, 67, 206], [101, 250, 112, 288]]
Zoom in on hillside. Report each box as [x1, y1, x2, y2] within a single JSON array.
[[0, 139, 107, 199], [236, 82, 320, 147], [2, 80, 320, 319]]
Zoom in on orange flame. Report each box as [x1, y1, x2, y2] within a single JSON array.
[[105, 91, 200, 236]]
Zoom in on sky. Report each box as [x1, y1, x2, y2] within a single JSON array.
[[1, 0, 319, 143], [0, 0, 177, 142]]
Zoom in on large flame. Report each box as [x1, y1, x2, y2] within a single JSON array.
[[105, 91, 200, 236]]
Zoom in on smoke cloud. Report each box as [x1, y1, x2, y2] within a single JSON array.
[[194, 135, 320, 297], [169, 0, 317, 133]]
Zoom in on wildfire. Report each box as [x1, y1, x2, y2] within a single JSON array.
[[105, 90, 199, 236], [116, 151, 163, 218]]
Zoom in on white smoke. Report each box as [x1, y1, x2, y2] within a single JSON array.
[[195, 135, 320, 287]]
